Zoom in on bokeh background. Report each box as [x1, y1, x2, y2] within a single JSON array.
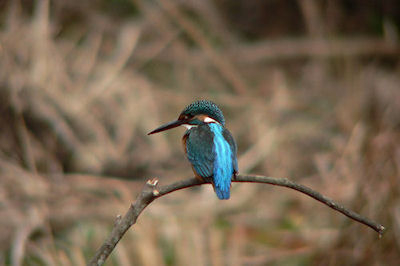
[[1, 0, 400, 265]]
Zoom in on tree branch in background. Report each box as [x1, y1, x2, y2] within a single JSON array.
[[88, 175, 386, 266]]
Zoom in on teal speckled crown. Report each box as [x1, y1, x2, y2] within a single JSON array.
[[180, 100, 225, 126]]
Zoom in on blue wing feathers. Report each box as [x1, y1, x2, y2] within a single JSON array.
[[223, 128, 238, 174], [186, 127, 214, 178]]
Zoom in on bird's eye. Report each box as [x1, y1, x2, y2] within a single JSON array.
[[180, 114, 190, 120]]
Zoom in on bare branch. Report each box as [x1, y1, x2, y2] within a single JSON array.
[[88, 175, 385, 266]]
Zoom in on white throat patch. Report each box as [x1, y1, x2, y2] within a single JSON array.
[[183, 124, 198, 130], [204, 116, 217, 123]]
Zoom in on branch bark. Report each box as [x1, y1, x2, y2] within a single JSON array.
[[88, 175, 385, 266]]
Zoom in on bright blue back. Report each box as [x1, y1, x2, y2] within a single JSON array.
[[185, 123, 237, 200], [208, 123, 234, 199]]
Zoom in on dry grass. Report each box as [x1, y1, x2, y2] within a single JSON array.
[[0, 0, 399, 265]]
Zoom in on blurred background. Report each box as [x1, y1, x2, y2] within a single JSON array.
[[1, 0, 399, 265]]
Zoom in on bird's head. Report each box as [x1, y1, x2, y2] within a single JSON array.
[[148, 100, 225, 135]]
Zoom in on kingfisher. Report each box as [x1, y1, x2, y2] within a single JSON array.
[[148, 100, 238, 200]]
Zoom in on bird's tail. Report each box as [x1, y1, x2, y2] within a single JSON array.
[[212, 181, 230, 200]]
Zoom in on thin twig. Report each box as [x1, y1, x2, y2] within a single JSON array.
[[232, 38, 400, 62], [88, 175, 385, 266], [133, 37, 400, 64]]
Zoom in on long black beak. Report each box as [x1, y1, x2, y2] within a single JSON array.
[[148, 119, 186, 135]]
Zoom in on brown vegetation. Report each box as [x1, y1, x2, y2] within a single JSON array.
[[0, 0, 399, 265]]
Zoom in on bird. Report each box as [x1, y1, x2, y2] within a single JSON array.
[[148, 100, 238, 200]]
